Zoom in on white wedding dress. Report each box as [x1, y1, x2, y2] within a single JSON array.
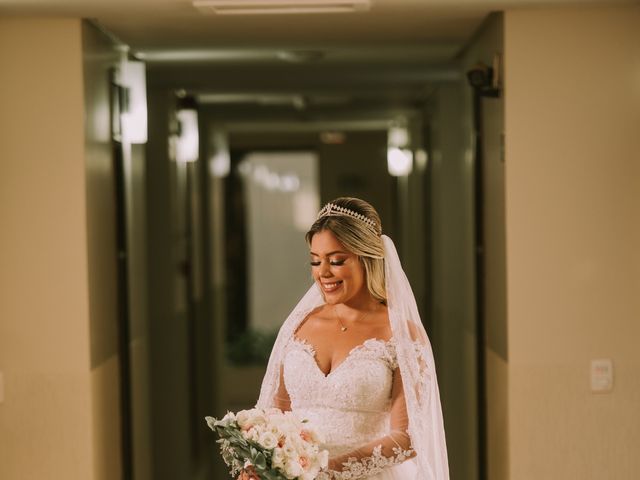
[[282, 336, 418, 479], [257, 235, 448, 479]]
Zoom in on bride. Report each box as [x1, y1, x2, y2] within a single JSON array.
[[255, 197, 449, 480]]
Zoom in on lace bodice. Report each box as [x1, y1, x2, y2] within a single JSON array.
[[282, 337, 414, 479]]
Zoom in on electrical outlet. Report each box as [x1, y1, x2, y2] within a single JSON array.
[[591, 359, 614, 393]]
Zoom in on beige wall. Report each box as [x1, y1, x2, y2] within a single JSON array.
[[0, 18, 95, 478], [504, 6, 640, 479], [0, 17, 128, 480]]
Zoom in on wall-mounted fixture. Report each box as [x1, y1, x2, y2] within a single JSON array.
[[210, 130, 230, 177], [467, 57, 501, 98], [119, 59, 148, 144], [387, 147, 413, 177], [193, 0, 371, 15], [387, 123, 413, 176], [176, 105, 199, 163]]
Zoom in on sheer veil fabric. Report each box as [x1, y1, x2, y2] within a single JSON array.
[[256, 235, 449, 479]]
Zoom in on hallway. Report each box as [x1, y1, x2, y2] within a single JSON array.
[[1, 1, 639, 479]]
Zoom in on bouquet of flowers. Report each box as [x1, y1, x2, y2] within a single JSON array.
[[206, 408, 329, 480]]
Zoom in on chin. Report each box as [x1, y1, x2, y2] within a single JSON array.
[[321, 293, 341, 305], [320, 289, 348, 305]]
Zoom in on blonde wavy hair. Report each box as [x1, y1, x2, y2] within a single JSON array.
[[305, 197, 386, 303]]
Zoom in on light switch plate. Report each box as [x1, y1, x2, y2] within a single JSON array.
[[591, 358, 614, 393]]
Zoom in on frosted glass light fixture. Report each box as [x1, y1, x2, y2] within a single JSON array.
[[176, 109, 199, 163], [388, 126, 409, 148], [120, 60, 148, 144], [387, 123, 413, 176], [210, 130, 230, 177], [387, 147, 413, 176]]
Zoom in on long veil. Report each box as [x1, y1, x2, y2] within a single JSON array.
[[256, 235, 449, 479]]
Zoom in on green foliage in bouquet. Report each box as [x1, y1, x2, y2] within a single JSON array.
[[206, 409, 328, 480], [206, 414, 287, 480]]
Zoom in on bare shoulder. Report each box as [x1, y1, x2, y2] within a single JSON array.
[[370, 303, 393, 340], [295, 304, 333, 337]]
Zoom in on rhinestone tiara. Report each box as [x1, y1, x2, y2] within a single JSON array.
[[317, 202, 378, 232]]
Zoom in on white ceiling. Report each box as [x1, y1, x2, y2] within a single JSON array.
[[1, 0, 635, 110], [2, 0, 630, 55]]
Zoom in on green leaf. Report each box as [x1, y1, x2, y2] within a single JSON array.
[[253, 452, 267, 470]]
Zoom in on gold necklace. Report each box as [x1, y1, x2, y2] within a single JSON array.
[[334, 304, 374, 332]]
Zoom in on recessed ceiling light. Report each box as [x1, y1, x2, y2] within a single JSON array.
[[193, 0, 371, 15]]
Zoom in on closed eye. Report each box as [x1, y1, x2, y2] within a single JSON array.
[[309, 260, 346, 266]]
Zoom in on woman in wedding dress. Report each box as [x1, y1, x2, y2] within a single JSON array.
[[255, 197, 449, 480]]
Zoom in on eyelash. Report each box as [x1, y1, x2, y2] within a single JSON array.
[[310, 260, 345, 267]]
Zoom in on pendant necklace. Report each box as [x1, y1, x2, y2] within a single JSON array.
[[334, 304, 374, 332]]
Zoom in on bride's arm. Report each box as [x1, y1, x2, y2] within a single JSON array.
[[274, 365, 292, 412], [325, 367, 415, 478]]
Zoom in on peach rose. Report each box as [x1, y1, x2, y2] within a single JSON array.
[[238, 465, 260, 480]]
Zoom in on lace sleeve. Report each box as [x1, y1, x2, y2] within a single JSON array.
[[320, 366, 415, 480]]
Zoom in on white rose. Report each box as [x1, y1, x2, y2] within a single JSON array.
[[258, 431, 278, 450], [235, 410, 251, 427], [236, 408, 266, 429], [243, 427, 261, 443], [282, 441, 298, 458], [284, 460, 303, 478], [272, 447, 286, 469], [222, 411, 236, 422], [269, 417, 287, 435]]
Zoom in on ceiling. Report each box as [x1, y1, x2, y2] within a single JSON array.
[[1, 0, 634, 115]]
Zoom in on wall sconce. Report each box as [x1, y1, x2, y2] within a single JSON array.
[[210, 130, 230, 177], [119, 59, 148, 144], [387, 123, 413, 176], [176, 108, 199, 163], [387, 147, 413, 176]]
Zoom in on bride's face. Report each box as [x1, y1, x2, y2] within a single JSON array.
[[309, 229, 367, 305]]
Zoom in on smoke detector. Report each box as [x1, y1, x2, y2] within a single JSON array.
[[193, 0, 371, 15]]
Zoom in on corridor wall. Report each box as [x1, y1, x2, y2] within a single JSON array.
[[0, 17, 130, 479], [504, 6, 640, 479], [0, 18, 96, 479]]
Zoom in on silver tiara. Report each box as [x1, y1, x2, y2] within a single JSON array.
[[317, 203, 378, 231]]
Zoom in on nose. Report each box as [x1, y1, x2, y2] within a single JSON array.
[[318, 260, 332, 277]]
